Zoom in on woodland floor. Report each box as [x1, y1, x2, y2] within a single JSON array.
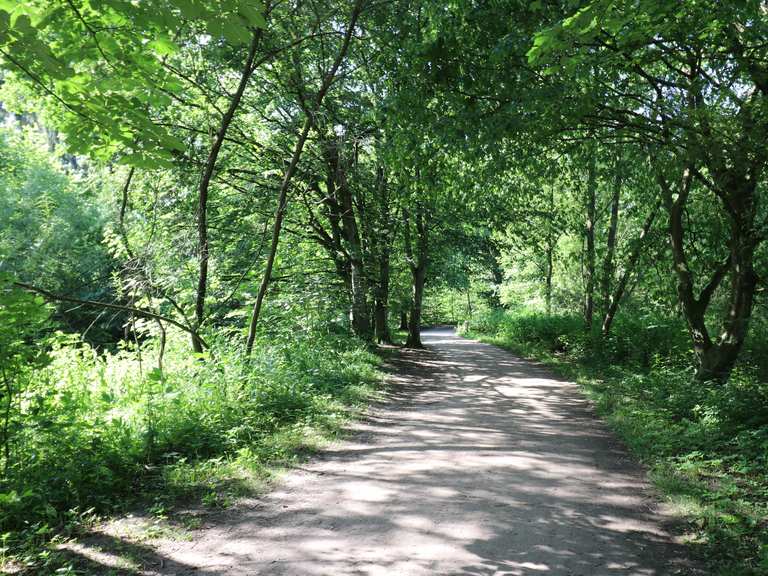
[[62, 328, 705, 575]]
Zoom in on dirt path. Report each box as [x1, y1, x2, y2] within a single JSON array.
[[93, 328, 702, 575]]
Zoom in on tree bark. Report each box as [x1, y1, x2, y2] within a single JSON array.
[[697, 178, 760, 381], [313, 132, 372, 338], [545, 239, 553, 315], [659, 168, 717, 368], [583, 147, 597, 329], [601, 196, 661, 336], [466, 288, 473, 319], [335, 140, 371, 339], [403, 203, 428, 348], [657, 167, 760, 382], [545, 184, 555, 314], [193, 29, 263, 353], [372, 164, 392, 344], [601, 156, 621, 316], [374, 249, 391, 343], [348, 256, 370, 337], [407, 265, 426, 348]]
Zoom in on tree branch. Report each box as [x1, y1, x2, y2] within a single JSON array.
[[14, 282, 208, 349]]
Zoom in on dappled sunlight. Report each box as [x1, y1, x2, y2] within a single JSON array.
[[67, 327, 699, 575], [57, 541, 140, 572]]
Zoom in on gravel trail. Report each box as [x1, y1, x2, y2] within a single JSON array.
[[90, 328, 702, 575]]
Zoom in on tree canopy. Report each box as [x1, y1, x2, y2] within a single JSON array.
[[0, 1, 767, 573]]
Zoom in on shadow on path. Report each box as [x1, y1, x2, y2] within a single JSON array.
[[71, 328, 702, 576]]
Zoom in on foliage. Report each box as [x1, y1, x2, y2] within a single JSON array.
[[0, 326, 380, 570], [0, 0, 264, 165], [0, 275, 52, 489], [0, 128, 121, 341], [0, 0, 766, 573]]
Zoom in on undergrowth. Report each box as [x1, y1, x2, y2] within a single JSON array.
[[463, 308, 768, 576], [0, 325, 382, 575]]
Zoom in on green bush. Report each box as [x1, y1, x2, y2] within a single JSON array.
[[467, 307, 691, 369], [601, 312, 691, 368], [0, 325, 380, 553]]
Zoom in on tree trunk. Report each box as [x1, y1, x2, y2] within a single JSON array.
[[336, 148, 371, 339], [545, 242, 553, 315], [406, 265, 426, 348], [372, 163, 392, 343], [602, 160, 621, 316], [696, 182, 759, 381], [194, 29, 262, 353], [660, 168, 718, 369], [403, 203, 428, 348], [601, 196, 661, 336], [657, 167, 760, 382], [399, 310, 408, 330], [583, 148, 597, 329], [545, 184, 555, 315], [374, 300, 389, 343], [374, 250, 391, 343], [349, 258, 371, 338], [466, 288, 473, 319]]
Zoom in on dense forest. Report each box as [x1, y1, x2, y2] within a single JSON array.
[[0, 1, 766, 574]]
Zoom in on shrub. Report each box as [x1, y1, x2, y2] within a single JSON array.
[[0, 326, 381, 549]]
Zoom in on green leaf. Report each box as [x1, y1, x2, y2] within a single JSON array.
[[148, 35, 179, 55], [169, 0, 205, 19], [239, 5, 266, 28], [157, 132, 186, 152], [222, 16, 250, 45]]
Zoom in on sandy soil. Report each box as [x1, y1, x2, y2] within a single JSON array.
[[72, 328, 704, 575]]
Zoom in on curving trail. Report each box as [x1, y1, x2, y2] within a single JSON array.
[[119, 328, 701, 575]]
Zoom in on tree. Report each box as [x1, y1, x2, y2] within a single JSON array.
[[244, 0, 366, 354], [1, 0, 267, 353], [528, 0, 768, 381]]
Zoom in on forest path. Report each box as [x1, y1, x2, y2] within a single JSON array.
[[108, 328, 700, 575]]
